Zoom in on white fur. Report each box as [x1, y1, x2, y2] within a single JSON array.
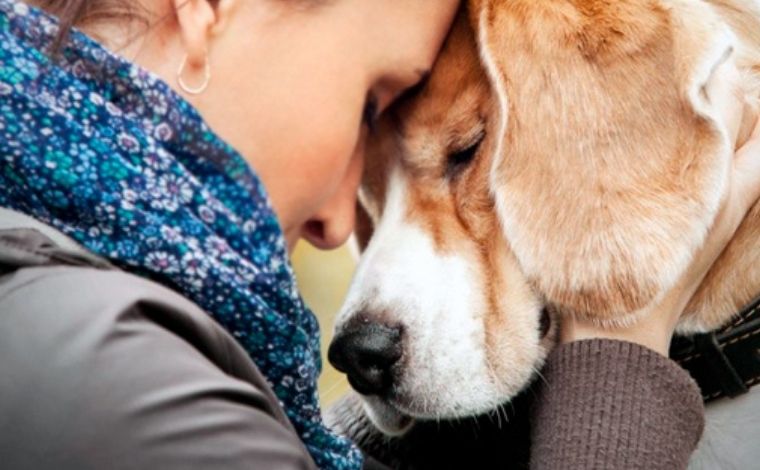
[[690, 386, 760, 469], [334, 167, 533, 423]]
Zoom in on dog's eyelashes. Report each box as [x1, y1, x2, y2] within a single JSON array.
[[446, 133, 484, 178]]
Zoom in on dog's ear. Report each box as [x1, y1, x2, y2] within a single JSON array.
[[473, 0, 738, 324]]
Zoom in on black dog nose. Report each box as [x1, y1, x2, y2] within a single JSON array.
[[328, 321, 402, 396]]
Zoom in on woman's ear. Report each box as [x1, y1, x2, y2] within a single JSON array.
[[173, 0, 239, 67], [209, 0, 240, 36]]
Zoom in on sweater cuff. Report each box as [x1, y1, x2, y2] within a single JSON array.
[[531, 339, 705, 470]]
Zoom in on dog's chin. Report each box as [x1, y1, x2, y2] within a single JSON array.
[[362, 396, 415, 437]]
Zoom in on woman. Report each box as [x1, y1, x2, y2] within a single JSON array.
[[0, 0, 758, 469], [0, 0, 458, 468]]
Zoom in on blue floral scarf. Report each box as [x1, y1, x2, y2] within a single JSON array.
[[0, 1, 361, 468]]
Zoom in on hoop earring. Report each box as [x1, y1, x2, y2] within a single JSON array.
[[177, 53, 211, 95]]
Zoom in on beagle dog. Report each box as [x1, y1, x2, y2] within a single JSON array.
[[328, 0, 760, 455]]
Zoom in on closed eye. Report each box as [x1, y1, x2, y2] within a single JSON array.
[[446, 132, 485, 178]]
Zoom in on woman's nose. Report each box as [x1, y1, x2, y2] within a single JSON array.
[[302, 205, 356, 250], [301, 150, 364, 250]]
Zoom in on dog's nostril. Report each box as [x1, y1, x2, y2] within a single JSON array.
[[328, 321, 402, 396]]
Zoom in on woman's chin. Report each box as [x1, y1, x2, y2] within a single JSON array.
[[362, 396, 415, 437]]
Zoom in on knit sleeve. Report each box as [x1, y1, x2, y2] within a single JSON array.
[[530, 339, 705, 470]]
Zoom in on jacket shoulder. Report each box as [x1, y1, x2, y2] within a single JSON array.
[[2, 264, 198, 317], [0, 265, 315, 470], [0, 265, 220, 359]]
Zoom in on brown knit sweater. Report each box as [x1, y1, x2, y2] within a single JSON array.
[[531, 339, 705, 470]]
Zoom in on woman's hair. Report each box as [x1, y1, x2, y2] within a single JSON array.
[[27, 1, 224, 53], [28, 1, 148, 51], [29, 0, 317, 54]]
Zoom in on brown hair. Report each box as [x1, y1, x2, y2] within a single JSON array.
[[29, 0, 316, 54], [28, 1, 151, 52]]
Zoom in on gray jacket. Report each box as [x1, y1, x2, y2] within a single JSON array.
[[0, 208, 328, 470]]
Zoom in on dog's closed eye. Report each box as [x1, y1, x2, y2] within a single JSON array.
[[446, 131, 485, 178]]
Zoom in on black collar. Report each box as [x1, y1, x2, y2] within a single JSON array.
[[671, 295, 760, 402]]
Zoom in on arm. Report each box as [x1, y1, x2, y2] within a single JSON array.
[[531, 107, 760, 469], [530, 339, 704, 470]]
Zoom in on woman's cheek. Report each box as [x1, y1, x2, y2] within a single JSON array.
[[292, 119, 362, 221]]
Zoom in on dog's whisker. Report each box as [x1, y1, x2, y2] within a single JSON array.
[[502, 403, 512, 426], [318, 375, 349, 404], [532, 366, 548, 387]]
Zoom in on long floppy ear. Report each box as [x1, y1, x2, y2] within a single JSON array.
[[472, 0, 738, 325]]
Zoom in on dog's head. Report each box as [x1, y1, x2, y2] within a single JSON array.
[[329, 0, 758, 435], [329, 12, 551, 435]]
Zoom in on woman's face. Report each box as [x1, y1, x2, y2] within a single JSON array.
[[134, 0, 460, 251]]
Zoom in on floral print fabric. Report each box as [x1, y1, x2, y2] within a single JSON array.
[[0, 1, 361, 468]]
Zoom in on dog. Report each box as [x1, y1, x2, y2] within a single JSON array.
[[327, 0, 760, 465]]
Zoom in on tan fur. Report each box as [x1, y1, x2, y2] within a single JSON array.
[[471, 0, 760, 326], [466, 0, 760, 328], [680, 0, 760, 331]]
